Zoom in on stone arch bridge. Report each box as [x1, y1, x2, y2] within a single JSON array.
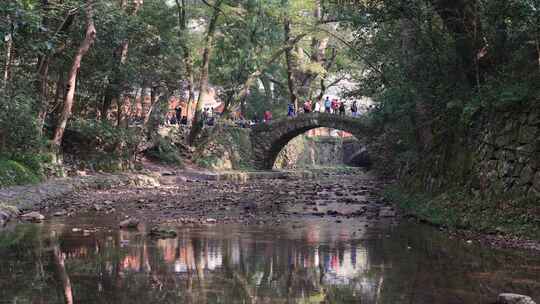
[[250, 113, 371, 170]]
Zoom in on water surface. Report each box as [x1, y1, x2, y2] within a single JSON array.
[[1, 215, 539, 304]]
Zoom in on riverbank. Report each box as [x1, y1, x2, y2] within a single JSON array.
[[0, 171, 161, 225], [384, 185, 540, 251]]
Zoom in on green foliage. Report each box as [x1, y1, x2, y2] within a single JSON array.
[[0, 93, 43, 154], [384, 186, 540, 239], [65, 119, 141, 171], [0, 159, 41, 188], [195, 124, 254, 170], [144, 136, 184, 166]]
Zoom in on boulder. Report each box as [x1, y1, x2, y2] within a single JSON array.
[[20, 212, 45, 222], [497, 293, 536, 304], [148, 226, 177, 239], [0, 210, 11, 223], [0, 204, 20, 217], [53, 210, 67, 217], [119, 218, 140, 229], [0, 210, 10, 226], [379, 207, 397, 218]]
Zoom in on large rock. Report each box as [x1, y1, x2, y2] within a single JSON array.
[[119, 218, 140, 229], [519, 125, 538, 143], [379, 207, 397, 218], [20, 211, 45, 222], [497, 293, 536, 304], [0, 211, 9, 226], [0, 204, 20, 217], [148, 226, 177, 239], [519, 165, 534, 185], [495, 133, 513, 148], [0, 210, 8, 219]]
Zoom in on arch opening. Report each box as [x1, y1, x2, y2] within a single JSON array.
[[273, 128, 363, 170]]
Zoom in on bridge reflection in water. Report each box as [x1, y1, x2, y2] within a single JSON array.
[[1, 220, 539, 303]]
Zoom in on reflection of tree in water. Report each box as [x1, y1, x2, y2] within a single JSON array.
[[0, 225, 62, 303], [51, 231, 74, 304], [1, 223, 540, 303]]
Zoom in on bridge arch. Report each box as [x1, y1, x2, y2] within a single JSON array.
[[250, 113, 371, 170], [345, 147, 371, 167]]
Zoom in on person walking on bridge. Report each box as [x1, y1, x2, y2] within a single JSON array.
[[288, 102, 296, 117], [303, 99, 312, 113], [314, 100, 321, 112], [175, 105, 182, 125], [339, 101, 346, 116], [324, 97, 331, 113], [351, 101, 358, 117], [264, 110, 272, 122], [331, 99, 339, 114]]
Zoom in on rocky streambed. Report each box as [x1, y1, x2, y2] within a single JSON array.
[[32, 170, 396, 228]]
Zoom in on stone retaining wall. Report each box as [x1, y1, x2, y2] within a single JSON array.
[[406, 104, 540, 198]]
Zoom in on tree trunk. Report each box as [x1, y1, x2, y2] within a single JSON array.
[[316, 48, 337, 103], [144, 87, 169, 140], [188, 0, 223, 145], [400, 16, 433, 151], [53, 244, 74, 304], [175, 0, 195, 121], [37, 4, 77, 133], [36, 0, 50, 133], [52, 2, 97, 148], [430, 0, 483, 87], [102, 0, 143, 123], [298, 0, 329, 97], [2, 18, 13, 92], [116, 96, 123, 127], [54, 73, 65, 112], [284, 17, 298, 110], [117, 0, 142, 128], [143, 85, 159, 126], [221, 89, 234, 117], [316, 78, 326, 103], [233, 33, 307, 108], [37, 58, 50, 133], [261, 77, 272, 102]]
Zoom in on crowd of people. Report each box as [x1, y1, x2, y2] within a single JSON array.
[[163, 96, 363, 129], [288, 97, 361, 117], [165, 106, 217, 126]]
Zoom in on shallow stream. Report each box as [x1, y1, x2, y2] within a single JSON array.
[[1, 213, 539, 303]]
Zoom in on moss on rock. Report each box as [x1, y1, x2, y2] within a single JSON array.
[[194, 124, 255, 171], [0, 159, 41, 188]]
